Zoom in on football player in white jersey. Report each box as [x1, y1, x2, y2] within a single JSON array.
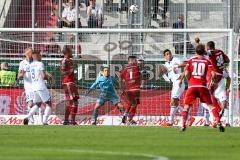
[[23, 51, 52, 125], [159, 49, 186, 126], [18, 48, 43, 124]]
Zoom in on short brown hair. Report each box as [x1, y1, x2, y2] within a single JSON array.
[[32, 50, 40, 55], [195, 44, 205, 55], [63, 46, 72, 54], [163, 49, 171, 56]]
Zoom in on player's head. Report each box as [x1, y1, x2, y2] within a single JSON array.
[[63, 47, 73, 58], [128, 55, 137, 65], [68, 0, 75, 9], [102, 66, 110, 77], [24, 48, 33, 60], [163, 49, 173, 61], [89, 0, 96, 6], [137, 59, 144, 68], [195, 44, 205, 56], [32, 51, 42, 61], [206, 41, 215, 50], [1, 62, 9, 71], [195, 37, 200, 44]]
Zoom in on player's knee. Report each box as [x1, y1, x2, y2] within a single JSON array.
[[66, 100, 71, 106], [94, 103, 101, 109], [171, 98, 179, 106], [131, 104, 137, 108], [73, 100, 78, 107], [28, 101, 33, 107]]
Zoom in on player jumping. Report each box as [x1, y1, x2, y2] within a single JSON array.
[[182, 44, 224, 132], [159, 49, 187, 126], [60, 47, 79, 125], [87, 66, 123, 125], [206, 41, 230, 123], [120, 56, 143, 125]]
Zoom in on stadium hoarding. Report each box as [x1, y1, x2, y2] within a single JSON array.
[[0, 115, 240, 127]]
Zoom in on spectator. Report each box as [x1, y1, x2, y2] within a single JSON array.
[[85, 0, 89, 7], [152, 0, 159, 20], [162, 0, 169, 20], [0, 62, 17, 86], [172, 15, 188, 54], [120, 0, 128, 11], [58, 0, 82, 28], [87, 0, 103, 28]]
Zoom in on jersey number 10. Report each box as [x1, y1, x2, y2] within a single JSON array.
[[192, 62, 206, 76]]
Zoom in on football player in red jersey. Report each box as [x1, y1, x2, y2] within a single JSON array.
[[60, 47, 79, 125], [206, 41, 230, 122], [182, 44, 224, 132], [120, 56, 142, 125]]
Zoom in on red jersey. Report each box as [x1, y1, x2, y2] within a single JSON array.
[[185, 56, 214, 88], [120, 64, 141, 91], [60, 58, 75, 83], [207, 49, 229, 82]]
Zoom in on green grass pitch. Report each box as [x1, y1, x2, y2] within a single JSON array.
[[0, 126, 239, 160]]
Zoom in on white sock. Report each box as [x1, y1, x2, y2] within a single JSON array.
[[224, 108, 229, 124], [169, 106, 177, 124], [27, 105, 34, 122], [200, 103, 211, 110], [204, 109, 210, 125], [38, 107, 43, 124], [26, 105, 38, 119], [177, 106, 183, 114], [43, 106, 51, 124]]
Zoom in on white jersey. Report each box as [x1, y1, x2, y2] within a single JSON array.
[[29, 61, 47, 91], [19, 59, 32, 92], [164, 57, 183, 82]]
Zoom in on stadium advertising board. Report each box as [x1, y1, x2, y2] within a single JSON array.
[[0, 115, 240, 127]]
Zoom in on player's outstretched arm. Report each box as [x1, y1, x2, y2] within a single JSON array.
[[18, 70, 25, 78]]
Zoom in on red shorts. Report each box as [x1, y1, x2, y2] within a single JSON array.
[[184, 87, 212, 105], [63, 82, 79, 101], [125, 89, 140, 105]]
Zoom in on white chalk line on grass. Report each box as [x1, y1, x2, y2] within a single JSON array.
[[35, 148, 169, 160]]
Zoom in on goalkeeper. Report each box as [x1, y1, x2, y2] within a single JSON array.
[[86, 65, 123, 125]]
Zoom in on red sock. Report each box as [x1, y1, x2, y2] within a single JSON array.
[[70, 107, 78, 122], [211, 107, 220, 123], [64, 105, 70, 121], [212, 96, 221, 112], [129, 107, 136, 121], [182, 109, 188, 127]]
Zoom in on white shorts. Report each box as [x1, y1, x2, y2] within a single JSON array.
[[33, 89, 51, 104], [171, 79, 185, 99], [214, 78, 227, 102], [25, 90, 34, 102]]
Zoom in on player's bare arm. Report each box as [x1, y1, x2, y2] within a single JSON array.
[[184, 69, 190, 80], [18, 70, 26, 78]]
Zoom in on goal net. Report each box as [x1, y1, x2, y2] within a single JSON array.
[[0, 28, 239, 126]]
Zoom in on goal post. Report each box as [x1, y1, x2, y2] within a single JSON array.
[[0, 28, 238, 126]]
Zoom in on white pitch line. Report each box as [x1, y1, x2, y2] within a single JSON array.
[[35, 148, 169, 160]]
